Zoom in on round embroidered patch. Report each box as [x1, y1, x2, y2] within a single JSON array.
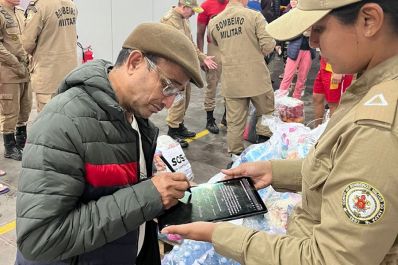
[[342, 182, 385, 225]]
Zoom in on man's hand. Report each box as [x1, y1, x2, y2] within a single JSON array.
[[203, 56, 217, 70], [275, 45, 282, 56], [221, 161, 273, 190], [161, 222, 216, 242], [151, 172, 190, 209], [14, 62, 28, 77]]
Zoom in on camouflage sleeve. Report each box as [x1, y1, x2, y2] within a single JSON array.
[[255, 12, 275, 55], [0, 15, 21, 67], [161, 17, 206, 63], [186, 22, 206, 63], [196, 45, 207, 63], [22, 1, 43, 55]]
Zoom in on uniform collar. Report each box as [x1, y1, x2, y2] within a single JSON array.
[[171, 7, 185, 19], [346, 55, 398, 97], [226, 2, 245, 8]]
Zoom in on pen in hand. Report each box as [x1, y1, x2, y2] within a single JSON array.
[[159, 155, 192, 194]]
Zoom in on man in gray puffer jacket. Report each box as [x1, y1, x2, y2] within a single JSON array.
[[15, 23, 204, 265]]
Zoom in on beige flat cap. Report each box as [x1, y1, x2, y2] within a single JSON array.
[[266, 0, 362, 41], [123, 22, 203, 88]]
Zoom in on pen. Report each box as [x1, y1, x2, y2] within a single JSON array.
[[159, 155, 192, 194]]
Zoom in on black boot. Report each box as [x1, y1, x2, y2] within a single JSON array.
[[256, 135, 270, 144], [206, 111, 219, 134], [3, 133, 22, 161], [168, 127, 189, 148], [175, 123, 196, 138], [220, 110, 227, 128], [179, 123, 196, 138], [15, 125, 27, 150], [175, 138, 189, 148]]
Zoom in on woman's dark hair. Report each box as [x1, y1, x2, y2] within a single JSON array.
[[330, 0, 398, 34]]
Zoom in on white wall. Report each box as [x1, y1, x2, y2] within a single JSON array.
[[74, 0, 201, 62]]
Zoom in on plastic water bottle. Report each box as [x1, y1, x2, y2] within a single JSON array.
[[323, 104, 331, 123]]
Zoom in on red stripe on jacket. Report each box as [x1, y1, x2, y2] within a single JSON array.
[[85, 162, 138, 187]]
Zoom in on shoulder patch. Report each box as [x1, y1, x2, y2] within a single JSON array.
[[342, 182, 385, 225], [25, 0, 38, 19], [354, 80, 398, 129], [0, 6, 16, 27]]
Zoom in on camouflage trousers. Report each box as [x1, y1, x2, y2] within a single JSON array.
[[0, 82, 32, 134]]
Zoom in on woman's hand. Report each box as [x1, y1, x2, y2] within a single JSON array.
[[221, 161, 273, 190], [161, 222, 216, 243]]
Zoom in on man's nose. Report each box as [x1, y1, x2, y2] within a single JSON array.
[[163, 95, 176, 109]]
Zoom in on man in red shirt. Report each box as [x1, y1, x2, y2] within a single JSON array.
[[197, 0, 228, 134], [312, 56, 354, 126]]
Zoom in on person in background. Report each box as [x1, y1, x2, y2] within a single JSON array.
[[22, 0, 77, 112], [0, 0, 32, 161], [277, 0, 315, 99], [197, 0, 228, 134], [313, 55, 354, 126], [16, 23, 201, 265], [261, 0, 281, 22], [161, 0, 217, 148], [162, 0, 398, 264], [247, 0, 261, 11], [208, 0, 275, 160]]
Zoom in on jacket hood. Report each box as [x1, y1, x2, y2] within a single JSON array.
[[56, 59, 159, 142], [58, 59, 116, 100], [57, 59, 125, 119]]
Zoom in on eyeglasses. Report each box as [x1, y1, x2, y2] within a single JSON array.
[[144, 56, 185, 103]]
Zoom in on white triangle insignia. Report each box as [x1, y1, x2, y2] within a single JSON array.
[[364, 93, 388, 106]]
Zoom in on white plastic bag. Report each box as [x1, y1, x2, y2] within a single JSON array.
[[155, 135, 194, 181]]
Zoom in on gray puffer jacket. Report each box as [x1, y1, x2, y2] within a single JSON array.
[[16, 60, 163, 265]]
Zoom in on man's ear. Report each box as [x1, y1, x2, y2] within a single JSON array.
[[126, 51, 145, 75], [358, 3, 384, 38]]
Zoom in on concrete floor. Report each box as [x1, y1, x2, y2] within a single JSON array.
[[0, 55, 319, 265]]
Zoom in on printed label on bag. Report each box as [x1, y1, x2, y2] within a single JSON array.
[[162, 146, 194, 181]]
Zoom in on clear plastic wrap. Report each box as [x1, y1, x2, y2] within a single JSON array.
[[275, 96, 305, 123]]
